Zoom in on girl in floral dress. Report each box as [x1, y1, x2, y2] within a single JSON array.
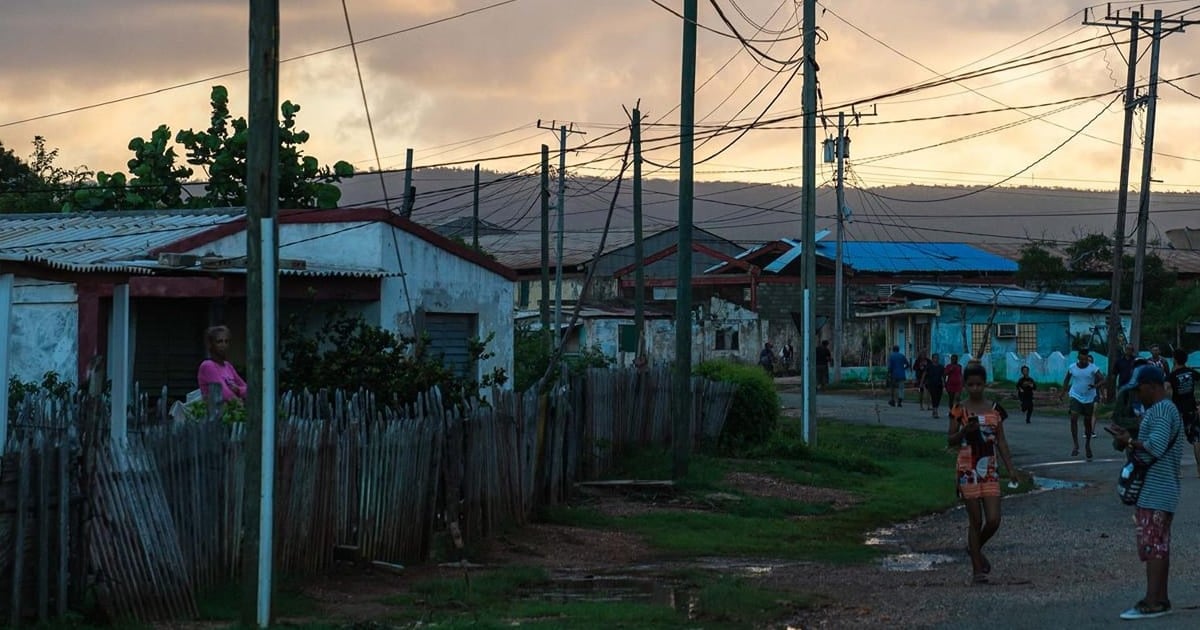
[[947, 363, 1019, 583]]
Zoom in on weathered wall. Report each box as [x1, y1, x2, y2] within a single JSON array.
[[8, 279, 78, 384]]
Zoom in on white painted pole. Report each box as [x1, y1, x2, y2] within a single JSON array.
[[109, 283, 130, 442], [0, 274, 12, 451], [802, 287, 812, 442], [258, 217, 277, 627]]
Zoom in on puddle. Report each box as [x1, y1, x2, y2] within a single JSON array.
[[522, 573, 698, 618], [1033, 477, 1086, 491], [880, 552, 956, 572]]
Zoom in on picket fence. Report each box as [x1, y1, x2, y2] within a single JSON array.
[[0, 366, 735, 624]]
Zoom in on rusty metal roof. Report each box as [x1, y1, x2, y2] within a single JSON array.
[[0, 209, 244, 273]]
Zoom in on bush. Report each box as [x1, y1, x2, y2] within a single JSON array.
[[513, 325, 613, 392], [695, 359, 780, 453]]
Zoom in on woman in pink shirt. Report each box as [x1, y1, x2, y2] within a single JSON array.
[[197, 325, 247, 401]]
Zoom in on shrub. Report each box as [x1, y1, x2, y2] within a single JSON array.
[[695, 359, 779, 453], [513, 324, 613, 392]]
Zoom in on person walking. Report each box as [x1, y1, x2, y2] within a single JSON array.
[[1059, 349, 1103, 460], [913, 351, 930, 410], [1146, 344, 1169, 373], [1016, 365, 1037, 424], [1114, 343, 1138, 391], [782, 340, 795, 375], [947, 362, 1019, 584], [1107, 366, 1183, 620], [1165, 348, 1200, 477], [758, 342, 775, 375], [815, 340, 831, 389], [886, 345, 909, 407], [945, 354, 964, 409], [925, 353, 946, 418]]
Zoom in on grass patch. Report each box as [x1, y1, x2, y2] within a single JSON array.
[[196, 579, 319, 622], [564, 418, 959, 563]]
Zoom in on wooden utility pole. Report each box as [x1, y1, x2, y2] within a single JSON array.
[[1083, 8, 1139, 388], [674, 0, 697, 479], [401, 148, 415, 218], [542, 145, 549, 345], [632, 107, 646, 357], [800, 0, 818, 444], [472, 163, 481, 250], [1130, 10, 1164, 349], [244, 0, 280, 626]]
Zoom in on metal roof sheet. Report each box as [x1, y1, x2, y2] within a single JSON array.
[[895, 284, 1110, 312], [816, 242, 1018, 274], [0, 209, 244, 272], [479, 231, 636, 270]]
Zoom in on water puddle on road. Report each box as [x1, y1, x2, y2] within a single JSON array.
[[521, 572, 698, 618]]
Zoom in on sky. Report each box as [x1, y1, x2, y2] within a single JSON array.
[[3, 0, 1200, 199]]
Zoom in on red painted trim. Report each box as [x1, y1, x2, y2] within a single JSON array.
[[612, 244, 678, 279], [129, 277, 227, 298], [612, 242, 761, 280], [76, 285, 101, 384], [150, 207, 519, 281]]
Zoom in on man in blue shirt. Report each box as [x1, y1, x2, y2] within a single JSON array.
[[886, 345, 909, 407]]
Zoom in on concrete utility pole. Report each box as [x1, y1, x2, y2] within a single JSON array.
[[826, 106, 875, 386], [800, 0, 818, 445], [244, 0, 280, 626], [674, 0, 698, 479], [401, 148, 415, 218], [632, 107, 646, 356], [1083, 6, 1200, 350]]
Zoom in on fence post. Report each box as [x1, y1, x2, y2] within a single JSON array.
[[0, 273, 13, 452]]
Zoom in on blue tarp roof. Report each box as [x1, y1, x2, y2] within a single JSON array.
[[815, 242, 1017, 274], [896, 284, 1111, 312]]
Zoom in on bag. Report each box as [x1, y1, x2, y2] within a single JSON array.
[[1116, 430, 1179, 506]]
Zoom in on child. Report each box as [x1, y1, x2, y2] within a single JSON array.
[[1017, 366, 1037, 424]]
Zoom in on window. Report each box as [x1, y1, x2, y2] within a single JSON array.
[[970, 324, 992, 355], [715, 327, 740, 351], [424, 313, 478, 378], [653, 287, 677, 301], [518, 281, 530, 309], [618, 324, 638, 353], [1016, 323, 1038, 356]]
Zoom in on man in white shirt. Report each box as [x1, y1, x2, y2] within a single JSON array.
[[1060, 349, 1104, 460]]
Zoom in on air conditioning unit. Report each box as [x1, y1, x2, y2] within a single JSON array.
[[996, 323, 1018, 338]]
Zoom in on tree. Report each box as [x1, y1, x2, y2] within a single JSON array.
[[0, 136, 93, 213], [1015, 241, 1068, 291], [70, 85, 354, 211]]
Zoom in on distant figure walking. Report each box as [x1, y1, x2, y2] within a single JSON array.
[[913, 351, 930, 410], [815, 340, 831, 389], [945, 354, 964, 409], [782, 340, 795, 374], [924, 353, 946, 418], [1016, 366, 1037, 424], [1166, 349, 1200, 477], [758, 342, 776, 375], [887, 345, 909, 407]]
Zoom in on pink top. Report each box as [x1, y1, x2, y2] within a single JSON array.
[[945, 363, 964, 392], [198, 359, 247, 401]]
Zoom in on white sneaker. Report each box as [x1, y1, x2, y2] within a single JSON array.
[[1119, 601, 1172, 620]]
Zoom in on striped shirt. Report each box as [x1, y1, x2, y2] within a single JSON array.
[[1135, 399, 1183, 513]]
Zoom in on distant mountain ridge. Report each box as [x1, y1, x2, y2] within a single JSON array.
[[337, 168, 1200, 247]]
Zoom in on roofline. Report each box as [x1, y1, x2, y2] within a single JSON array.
[[150, 207, 518, 280]]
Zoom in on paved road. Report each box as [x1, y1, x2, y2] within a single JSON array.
[[777, 387, 1200, 629]]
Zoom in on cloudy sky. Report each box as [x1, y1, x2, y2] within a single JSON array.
[[3, 0, 1200, 194]]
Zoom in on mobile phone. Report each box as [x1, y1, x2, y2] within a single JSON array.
[[1103, 425, 1119, 435]]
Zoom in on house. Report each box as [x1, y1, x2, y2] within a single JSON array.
[[856, 283, 1124, 380], [516, 296, 767, 367], [707, 238, 1018, 358], [0, 208, 516, 404]]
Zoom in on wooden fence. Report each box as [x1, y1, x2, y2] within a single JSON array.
[[0, 367, 734, 624]]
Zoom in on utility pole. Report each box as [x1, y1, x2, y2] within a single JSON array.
[[674, 0, 697, 479], [472, 163, 480, 250], [537, 119, 585, 346], [540, 145, 552, 348], [800, 0, 818, 445], [632, 107, 646, 357], [824, 106, 875, 385], [244, 0, 279, 626], [1084, 6, 1200, 351], [1131, 10, 1164, 349], [1084, 8, 1140, 386], [401, 148, 415, 218]]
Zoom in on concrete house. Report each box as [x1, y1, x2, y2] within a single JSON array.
[[0, 208, 516, 404]]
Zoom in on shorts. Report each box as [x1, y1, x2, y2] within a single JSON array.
[[1068, 398, 1095, 417], [1183, 411, 1200, 444], [1135, 508, 1173, 562]]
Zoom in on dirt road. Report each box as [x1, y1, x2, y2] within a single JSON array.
[[777, 388, 1200, 629]]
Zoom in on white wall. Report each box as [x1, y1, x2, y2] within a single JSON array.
[[9, 280, 78, 384]]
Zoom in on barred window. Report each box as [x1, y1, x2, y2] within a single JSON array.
[[970, 324, 992, 356], [1016, 323, 1038, 356]]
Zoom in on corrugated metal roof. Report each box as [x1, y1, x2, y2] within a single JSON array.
[[0, 209, 243, 273], [815, 241, 1018, 274], [479, 231, 635, 271], [112, 260, 399, 279], [895, 284, 1110, 312]]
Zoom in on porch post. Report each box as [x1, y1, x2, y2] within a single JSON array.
[[0, 274, 12, 451], [109, 283, 131, 441]]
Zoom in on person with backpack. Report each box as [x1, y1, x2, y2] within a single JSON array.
[[1166, 348, 1200, 477]]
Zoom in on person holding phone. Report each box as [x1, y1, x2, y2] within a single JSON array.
[[948, 362, 1018, 584]]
